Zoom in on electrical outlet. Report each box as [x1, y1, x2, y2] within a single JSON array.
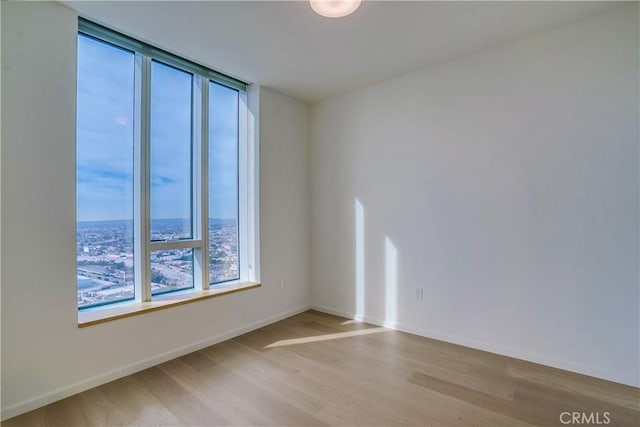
[[280, 280, 285, 289], [416, 287, 424, 301]]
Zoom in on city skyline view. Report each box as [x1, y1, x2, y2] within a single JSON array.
[[77, 33, 240, 308], [77, 218, 239, 309]]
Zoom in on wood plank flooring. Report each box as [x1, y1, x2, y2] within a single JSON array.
[[3, 310, 639, 426]]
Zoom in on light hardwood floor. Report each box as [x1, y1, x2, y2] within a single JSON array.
[[3, 310, 639, 426]]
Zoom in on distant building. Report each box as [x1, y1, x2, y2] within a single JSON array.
[[77, 276, 94, 289]]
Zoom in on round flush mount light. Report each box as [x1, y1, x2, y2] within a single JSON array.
[[310, 0, 362, 18]]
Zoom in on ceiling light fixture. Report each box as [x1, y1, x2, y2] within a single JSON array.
[[310, 0, 362, 18]]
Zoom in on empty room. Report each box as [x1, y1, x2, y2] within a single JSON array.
[[1, 0, 639, 425]]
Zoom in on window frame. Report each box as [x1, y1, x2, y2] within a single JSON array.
[[77, 19, 257, 313]]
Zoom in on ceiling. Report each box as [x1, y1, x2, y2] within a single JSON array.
[[64, 1, 620, 103]]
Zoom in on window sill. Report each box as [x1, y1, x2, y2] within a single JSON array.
[[77, 281, 261, 328]]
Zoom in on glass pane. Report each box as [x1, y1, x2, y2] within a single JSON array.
[[209, 82, 240, 284], [150, 61, 193, 241], [151, 249, 194, 295], [76, 34, 135, 309]]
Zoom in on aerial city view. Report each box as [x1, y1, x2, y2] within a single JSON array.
[[76, 219, 239, 309], [76, 34, 240, 310]]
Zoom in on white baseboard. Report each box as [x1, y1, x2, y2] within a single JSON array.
[[310, 304, 638, 388], [1, 305, 311, 421], [309, 304, 354, 319]]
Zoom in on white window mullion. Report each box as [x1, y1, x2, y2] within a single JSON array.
[[200, 79, 210, 290], [136, 54, 152, 303], [238, 90, 252, 283], [191, 76, 208, 291], [150, 240, 203, 251]]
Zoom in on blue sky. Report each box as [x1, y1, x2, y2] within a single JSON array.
[[77, 34, 238, 223]]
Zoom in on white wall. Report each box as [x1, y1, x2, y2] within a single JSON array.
[[259, 87, 311, 308], [1, 1, 310, 419], [310, 4, 639, 387]]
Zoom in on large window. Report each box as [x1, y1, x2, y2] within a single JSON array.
[[76, 21, 252, 311], [209, 82, 240, 283], [77, 34, 136, 308]]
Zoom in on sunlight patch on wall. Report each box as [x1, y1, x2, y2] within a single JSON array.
[[384, 236, 398, 328]]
